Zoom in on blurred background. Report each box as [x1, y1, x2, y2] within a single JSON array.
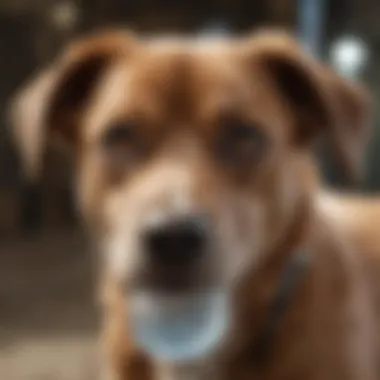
[[0, 1, 379, 379]]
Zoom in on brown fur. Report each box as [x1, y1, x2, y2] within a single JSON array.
[[9, 29, 380, 379]]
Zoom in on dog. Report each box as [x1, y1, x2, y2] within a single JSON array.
[[9, 29, 380, 380]]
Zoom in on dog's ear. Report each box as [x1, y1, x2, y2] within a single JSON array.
[[9, 30, 135, 179], [245, 31, 371, 184]]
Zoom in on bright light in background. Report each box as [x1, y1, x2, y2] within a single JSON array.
[[330, 35, 369, 78], [50, 1, 79, 31]]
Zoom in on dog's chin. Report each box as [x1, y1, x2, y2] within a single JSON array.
[[128, 289, 230, 363]]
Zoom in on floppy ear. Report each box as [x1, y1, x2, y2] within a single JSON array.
[[9, 30, 135, 180], [247, 31, 371, 184]]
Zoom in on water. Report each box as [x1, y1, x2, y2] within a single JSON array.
[[129, 291, 229, 362]]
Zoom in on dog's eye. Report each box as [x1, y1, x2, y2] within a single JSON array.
[[101, 123, 135, 148], [100, 122, 140, 168], [217, 120, 268, 165]]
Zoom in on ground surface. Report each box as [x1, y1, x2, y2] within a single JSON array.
[[0, 229, 100, 380]]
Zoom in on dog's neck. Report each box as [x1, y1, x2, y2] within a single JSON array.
[[219, 197, 315, 378]]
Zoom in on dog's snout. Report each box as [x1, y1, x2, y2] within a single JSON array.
[[144, 215, 209, 267]]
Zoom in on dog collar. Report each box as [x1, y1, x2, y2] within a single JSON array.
[[249, 249, 310, 364]]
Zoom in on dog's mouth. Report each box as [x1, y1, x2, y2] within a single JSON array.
[[128, 289, 230, 362], [125, 216, 230, 362], [136, 266, 219, 294]]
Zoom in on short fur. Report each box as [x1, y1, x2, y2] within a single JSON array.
[[9, 29, 380, 380]]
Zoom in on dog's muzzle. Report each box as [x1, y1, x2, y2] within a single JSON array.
[[140, 214, 212, 293], [128, 213, 230, 362]]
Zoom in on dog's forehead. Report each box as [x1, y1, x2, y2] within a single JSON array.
[[143, 35, 234, 53], [131, 40, 246, 96], [84, 38, 282, 141]]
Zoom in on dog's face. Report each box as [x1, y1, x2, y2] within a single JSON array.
[[10, 30, 369, 360], [82, 38, 304, 292]]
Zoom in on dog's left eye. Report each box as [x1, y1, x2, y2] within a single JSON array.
[[100, 122, 141, 168], [217, 120, 268, 165], [101, 123, 136, 147]]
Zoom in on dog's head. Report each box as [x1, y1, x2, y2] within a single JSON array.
[[10, 30, 370, 360]]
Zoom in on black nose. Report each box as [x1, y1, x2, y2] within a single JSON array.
[[144, 215, 209, 267]]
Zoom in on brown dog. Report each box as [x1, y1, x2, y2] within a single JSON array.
[[9, 29, 380, 380]]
